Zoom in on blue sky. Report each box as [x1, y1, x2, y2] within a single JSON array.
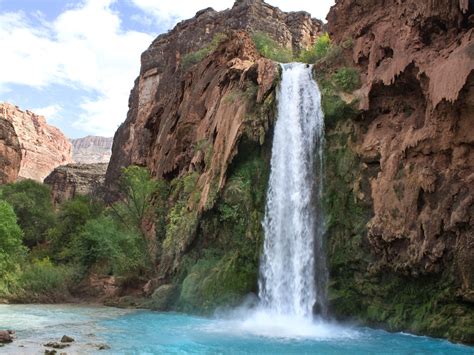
[[0, 0, 334, 138]]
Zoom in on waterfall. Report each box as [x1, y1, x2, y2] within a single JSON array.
[[259, 63, 327, 319]]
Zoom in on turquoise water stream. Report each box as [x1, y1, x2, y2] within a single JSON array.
[[0, 304, 472, 354]]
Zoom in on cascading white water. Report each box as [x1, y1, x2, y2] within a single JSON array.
[[259, 62, 327, 319]]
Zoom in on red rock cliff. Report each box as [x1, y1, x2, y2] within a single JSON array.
[[0, 116, 21, 184], [0, 103, 73, 182], [105, 0, 322, 198], [323, 0, 473, 342]]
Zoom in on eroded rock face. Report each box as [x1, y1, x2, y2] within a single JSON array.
[[106, 0, 322, 196], [44, 163, 107, 205], [324, 0, 473, 342], [0, 116, 21, 184], [71, 136, 113, 164], [329, 0, 474, 287], [0, 103, 73, 182]]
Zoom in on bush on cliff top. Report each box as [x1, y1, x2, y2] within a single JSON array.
[[251, 31, 293, 63], [299, 33, 331, 64], [182, 33, 227, 70]]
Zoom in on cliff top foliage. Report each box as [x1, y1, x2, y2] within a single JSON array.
[[298, 33, 331, 63], [251, 31, 293, 63], [181, 33, 227, 70]]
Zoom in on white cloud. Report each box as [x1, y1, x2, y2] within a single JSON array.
[[0, 0, 335, 136], [31, 104, 62, 122], [0, 0, 153, 136], [130, 0, 335, 29]]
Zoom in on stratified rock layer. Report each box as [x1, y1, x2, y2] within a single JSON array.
[[0, 103, 73, 182], [324, 0, 473, 343], [106, 0, 322, 194], [71, 136, 113, 164], [0, 116, 21, 184], [44, 163, 108, 205]]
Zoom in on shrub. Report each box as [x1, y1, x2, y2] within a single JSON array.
[[48, 195, 104, 262], [332, 67, 361, 92], [75, 215, 148, 277], [0, 180, 55, 248], [113, 166, 163, 229], [299, 33, 331, 64], [182, 33, 227, 70], [251, 31, 294, 63], [0, 200, 26, 278], [9, 258, 78, 302], [18, 258, 73, 294]]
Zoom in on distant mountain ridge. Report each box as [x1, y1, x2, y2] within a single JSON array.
[[71, 136, 113, 164]]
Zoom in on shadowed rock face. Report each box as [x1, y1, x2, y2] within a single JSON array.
[[44, 163, 108, 205], [326, 0, 474, 325], [71, 136, 113, 164], [0, 116, 21, 184], [105, 0, 322, 198], [0, 103, 73, 182]]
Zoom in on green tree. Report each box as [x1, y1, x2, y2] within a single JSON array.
[[0, 180, 55, 248], [113, 166, 161, 227], [48, 195, 104, 262], [75, 215, 148, 277], [0, 200, 26, 278], [112, 166, 168, 263]]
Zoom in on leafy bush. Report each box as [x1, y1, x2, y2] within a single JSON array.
[[0, 200, 25, 278], [252, 31, 294, 63], [48, 195, 104, 262], [113, 166, 163, 229], [299, 33, 331, 63], [317, 76, 359, 129], [182, 33, 227, 70], [17, 258, 74, 296], [332, 67, 360, 92], [0, 180, 55, 248], [75, 215, 148, 277], [163, 172, 200, 257]]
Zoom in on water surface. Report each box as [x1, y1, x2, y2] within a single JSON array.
[[0, 304, 472, 354]]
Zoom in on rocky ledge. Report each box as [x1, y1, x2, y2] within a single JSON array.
[[44, 163, 108, 205]]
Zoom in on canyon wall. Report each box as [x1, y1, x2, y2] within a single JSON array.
[[71, 136, 113, 164], [322, 0, 473, 343], [105, 0, 323, 312], [0, 116, 21, 184], [0, 103, 73, 182], [102, 0, 473, 343]]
